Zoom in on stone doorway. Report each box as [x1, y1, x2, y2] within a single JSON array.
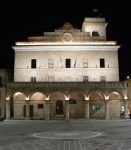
[[56, 100, 63, 115]]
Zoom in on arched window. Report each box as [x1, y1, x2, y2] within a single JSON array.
[[92, 31, 99, 37], [69, 99, 77, 104]]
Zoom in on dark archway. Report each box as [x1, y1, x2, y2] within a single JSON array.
[[92, 31, 99, 37], [56, 100, 63, 114]]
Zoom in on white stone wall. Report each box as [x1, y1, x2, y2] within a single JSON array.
[[14, 50, 119, 82]]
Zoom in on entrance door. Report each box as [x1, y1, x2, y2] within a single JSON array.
[[29, 105, 34, 118], [56, 100, 63, 114], [23, 105, 26, 117]]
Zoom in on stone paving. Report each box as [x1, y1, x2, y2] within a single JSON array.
[[0, 119, 131, 150]]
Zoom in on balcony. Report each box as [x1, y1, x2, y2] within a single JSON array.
[[7, 81, 127, 90]]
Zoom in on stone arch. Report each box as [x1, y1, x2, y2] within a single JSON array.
[[29, 92, 46, 119], [69, 91, 85, 118], [88, 90, 105, 119], [30, 92, 46, 100], [13, 92, 27, 119], [13, 92, 27, 101], [107, 91, 124, 100], [88, 90, 105, 100], [108, 91, 124, 118], [49, 91, 66, 118], [49, 91, 66, 100], [69, 91, 85, 100]]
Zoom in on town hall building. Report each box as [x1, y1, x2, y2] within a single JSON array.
[[0, 17, 129, 120]]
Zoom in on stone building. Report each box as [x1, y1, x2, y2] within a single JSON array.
[[3, 17, 129, 120], [0, 69, 13, 119]]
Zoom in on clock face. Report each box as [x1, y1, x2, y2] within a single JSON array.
[[62, 32, 73, 42]]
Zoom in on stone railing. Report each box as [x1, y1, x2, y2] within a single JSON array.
[[7, 81, 127, 89]]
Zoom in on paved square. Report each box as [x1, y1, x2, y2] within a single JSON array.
[[0, 119, 131, 150]]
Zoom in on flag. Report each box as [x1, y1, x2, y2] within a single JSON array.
[[60, 57, 62, 63], [60, 57, 63, 68], [74, 59, 76, 68]]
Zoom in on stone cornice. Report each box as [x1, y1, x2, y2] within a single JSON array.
[[12, 45, 120, 52]]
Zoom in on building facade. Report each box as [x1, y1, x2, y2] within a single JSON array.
[[3, 17, 129, 120]]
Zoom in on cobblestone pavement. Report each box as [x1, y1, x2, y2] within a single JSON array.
[[0, 119, 131, 150]]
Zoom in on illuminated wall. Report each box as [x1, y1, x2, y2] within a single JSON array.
[[13, 17, 120, 82]]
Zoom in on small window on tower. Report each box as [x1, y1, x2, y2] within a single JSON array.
[[31, 59, 36, 68], [92, 31, 99, 37]]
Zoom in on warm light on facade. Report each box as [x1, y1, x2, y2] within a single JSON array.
[[14, 92, 22, 97], [85, 96, 89, 100], [65, 96, 69, 100], [25, 97, 29, 100], [45, 97, 49, 100], [124, 96, 128, 100], [6, 97, 10, 101], [105, 96, 109, 100], [16, 41, 117, 46]]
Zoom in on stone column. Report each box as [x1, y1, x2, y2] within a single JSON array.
[[65, 100, 69, 121], [105, 100, 109, 119], [6, 100, 10, 119], [45, 100, 50, 120], [25, 100, 30, 119], [124, 99, 129, 118], [85, 100, 89, 119]]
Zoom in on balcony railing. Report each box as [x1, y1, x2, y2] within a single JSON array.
[[7, 81, 127, 89]]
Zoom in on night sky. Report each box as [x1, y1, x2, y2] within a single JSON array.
[[0, 0, 130, 81]]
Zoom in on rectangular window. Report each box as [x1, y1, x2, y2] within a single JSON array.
[[48, 59, 54, 68], [83, 76, 89, 82], [31, 59, 36, 68], [100, 76, 106, 81], [83, 59, 88, 68], [31, 77, 36, 82], [66, 59, 71, 68], [38, 104, 44, 109], [48, 76, 54, 81], [100, 58, 105, 68]]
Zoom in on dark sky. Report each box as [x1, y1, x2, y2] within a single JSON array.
[[0, 0, 131, 81]]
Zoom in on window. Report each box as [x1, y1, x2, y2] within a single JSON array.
[[100, 76, 106, 81], [66, 59, 71, 68], [100, 58, 105, 68], [69, 99, 77, 104], [83, 59, 88, 68], [31, 77, 36, 82], [31, 59, 36, 68], [48, 59, 54, 68], [38, 104, 44, 109], [92, 31, 99, 37], [48, 76, 54, 81], [83, 76, 89, 82]]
